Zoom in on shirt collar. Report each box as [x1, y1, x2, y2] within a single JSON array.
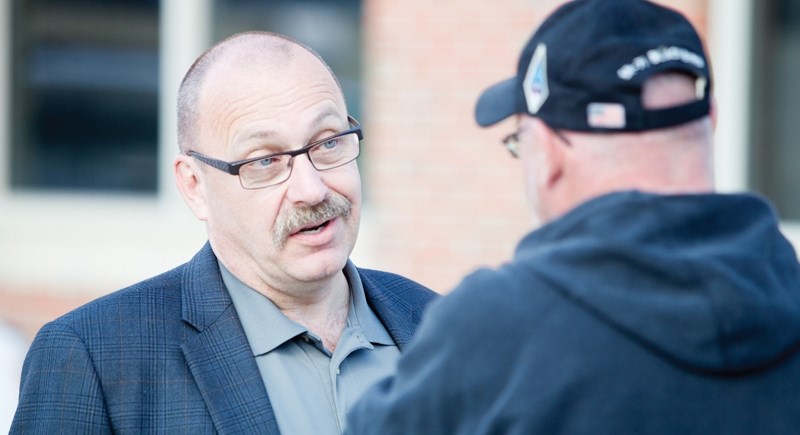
[[222, 260, 395, 357], [221, 262, 306, 356], [343, 260, 395, 346]]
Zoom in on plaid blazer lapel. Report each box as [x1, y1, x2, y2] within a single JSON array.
[[359, 268, 438, 351], [180, 244, 280, 434]]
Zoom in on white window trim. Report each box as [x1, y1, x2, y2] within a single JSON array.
[[709, 0, 753, 193]]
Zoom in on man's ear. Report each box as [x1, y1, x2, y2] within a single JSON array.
[[531, 118, 565, 189], [174, 154, 209, 221]]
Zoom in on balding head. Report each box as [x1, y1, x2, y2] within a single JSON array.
[[176, 31, 343, 153]]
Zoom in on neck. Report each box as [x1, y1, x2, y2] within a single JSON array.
[[269, 271, 351, 352], [214, 242, 353, 351], [541, 126, 715, 223]]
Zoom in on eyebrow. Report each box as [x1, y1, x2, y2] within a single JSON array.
[[233, 129, 282, 158], [236, 108, 346, 154], [309, 107, 346, 133], [242, 129, 279, 143]]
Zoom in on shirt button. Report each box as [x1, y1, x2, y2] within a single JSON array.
[[357, 335, 365, 343], [303, 336, 310, 343], [336, 368, 341, 375]]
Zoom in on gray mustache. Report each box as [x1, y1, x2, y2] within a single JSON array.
[[273, 193, 352, 248]]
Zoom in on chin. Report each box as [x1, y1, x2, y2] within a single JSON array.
[[287, 243, 352, 282], [295, 257, 348, 283], [280, 217, 358, 282]]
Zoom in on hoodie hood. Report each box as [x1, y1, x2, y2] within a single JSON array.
[[517, 191, 800, 374]]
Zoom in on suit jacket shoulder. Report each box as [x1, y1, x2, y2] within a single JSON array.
[[357, 267, 438, 350], [12, 244, 278, 434]]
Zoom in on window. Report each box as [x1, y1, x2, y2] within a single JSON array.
[[10, 0, 160, 193], [750, 0, 800, 219]]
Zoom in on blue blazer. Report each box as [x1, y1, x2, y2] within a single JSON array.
[[12, 243, 437, 434]]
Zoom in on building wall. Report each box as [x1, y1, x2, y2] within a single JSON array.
[[0, 0, 711, 340]]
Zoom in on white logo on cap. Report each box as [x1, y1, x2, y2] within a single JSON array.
[[617, 46, 706, 81], [523, 43, 549, 115]]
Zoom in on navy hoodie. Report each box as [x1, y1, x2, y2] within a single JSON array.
[[347, 191, 800, 435]]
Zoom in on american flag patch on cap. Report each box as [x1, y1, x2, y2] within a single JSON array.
[[587, 103, 626, 129]]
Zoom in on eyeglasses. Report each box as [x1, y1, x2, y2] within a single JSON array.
[[188, 116, 363, 189], [501, 132, 521, 158], [501, 123, 572, 159]]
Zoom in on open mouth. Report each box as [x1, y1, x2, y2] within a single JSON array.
[[294, 219, 333, 236]]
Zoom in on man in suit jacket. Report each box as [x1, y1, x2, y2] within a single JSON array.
[[12, 32, 437, 434]]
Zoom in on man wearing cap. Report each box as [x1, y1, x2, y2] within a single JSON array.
[[346, 0, 800, 433]]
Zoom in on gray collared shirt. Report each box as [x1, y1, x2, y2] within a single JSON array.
[[222, 260, 399, 435]]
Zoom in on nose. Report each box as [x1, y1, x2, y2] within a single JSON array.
[[283, 154, 328, 205]]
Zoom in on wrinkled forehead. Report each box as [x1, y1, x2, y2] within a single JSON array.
[[192, 43, 348, 154], [202, 43, 343, 105]]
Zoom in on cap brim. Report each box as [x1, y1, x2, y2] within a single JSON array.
[[475, 77, 519, 127]]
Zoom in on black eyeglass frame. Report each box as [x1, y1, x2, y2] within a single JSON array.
[[187, 115, 363, 188]]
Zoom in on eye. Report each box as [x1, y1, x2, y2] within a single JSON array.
[[256, 156, 276, 167], [321, 138, 339, 150]]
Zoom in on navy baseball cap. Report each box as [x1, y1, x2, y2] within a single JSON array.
[[475, 0, 712, 132]]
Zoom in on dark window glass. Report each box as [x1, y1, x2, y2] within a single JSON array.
[[10, 0, 160, 193], [750, 0, 800, 219]]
